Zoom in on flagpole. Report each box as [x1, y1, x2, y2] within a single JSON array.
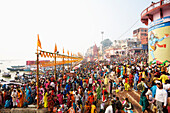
[[63, 56, 64, 77], [67, 51, 69, 71], [36, 43, 39, 109], [54, 43, 57, 81], [54, 53, 57, 80], [71, 53, 72, 71], [67, 51, 69, 72]]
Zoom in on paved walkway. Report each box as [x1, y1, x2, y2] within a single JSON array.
[[0, 108, 48, 113]]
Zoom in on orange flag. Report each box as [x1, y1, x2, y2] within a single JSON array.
[[54, 43, 57, 53], [37, 34, 42, 49], [63, 47, 64, 54]]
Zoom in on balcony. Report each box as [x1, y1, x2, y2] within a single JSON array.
[[141, 0, 170, 25]]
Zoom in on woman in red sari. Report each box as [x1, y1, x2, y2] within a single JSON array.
[[48, 93, 54, 112], [129, 72, 133, 87]]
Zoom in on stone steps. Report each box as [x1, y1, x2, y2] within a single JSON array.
[[0, 108, 48, 113], [110, 74, 143, 113], [115, 90, 142, 113]]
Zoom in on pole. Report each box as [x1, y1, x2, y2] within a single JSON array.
[[63, 48, 64, 77], [71, 53, 72, 71], [36, 48, 39, 109], [54, 53, 57, 80], [63, 57, 64, 77], [68, 57, 69, 72], [67, 51, 69, 72]]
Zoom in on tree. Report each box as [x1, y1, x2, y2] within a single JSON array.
[[101, 39, 112, 48]]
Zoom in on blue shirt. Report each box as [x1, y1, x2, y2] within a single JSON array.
[[134, 73, 139, 81], [113, 82, 117, 87], [150, 85, 157, 98], [101, 72, 103, 77], [65, 84, 70, 93]]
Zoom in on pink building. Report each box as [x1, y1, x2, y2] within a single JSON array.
[[93, 44, 98, 57]]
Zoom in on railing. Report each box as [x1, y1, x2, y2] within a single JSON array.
[[141, 0, 170, 17]]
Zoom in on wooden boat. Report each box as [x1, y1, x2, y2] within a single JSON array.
[[7, 65, 25, 71], [2, 72, 11, 77], [7, 68, 24, 71]]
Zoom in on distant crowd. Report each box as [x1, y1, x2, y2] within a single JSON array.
[[0, 52, 170, 113]]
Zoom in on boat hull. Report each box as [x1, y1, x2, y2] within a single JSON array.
[[7, 68, 24, 71], [2, 75, 11, 77]]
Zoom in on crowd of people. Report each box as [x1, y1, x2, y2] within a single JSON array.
[[0, 52, 170, 113]]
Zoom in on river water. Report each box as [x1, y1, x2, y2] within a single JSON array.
[[0, 60, 26, 81]]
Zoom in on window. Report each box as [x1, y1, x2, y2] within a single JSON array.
[[141, 33, 147, 36]]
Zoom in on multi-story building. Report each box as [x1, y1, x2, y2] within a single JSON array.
[[133, 28, 148, 50], [104, 37, 142, 58]]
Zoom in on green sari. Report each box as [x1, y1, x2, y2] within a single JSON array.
[[96, 86, 101, 99], [139, 91, 149, 112]]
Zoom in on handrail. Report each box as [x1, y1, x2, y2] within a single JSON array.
[[141, 0, 170, 17]]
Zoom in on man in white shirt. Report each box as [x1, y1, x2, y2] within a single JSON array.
[[105, 100, 115, 113], [155, 81, 168, 113], [145, 89, 152, 101], [75, 92, 81, 104], [11, 89, 18, 107], [50, 82, 55, 88], [89, 76, 93, 89], [163, 80, 170, 90], [105, 105, 113, 113]]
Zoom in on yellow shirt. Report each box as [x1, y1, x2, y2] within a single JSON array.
[[104, 77, 108, 85], [159, 74, 169, 83], [91, 105, 96, 113], [142, 71, 146, 78]]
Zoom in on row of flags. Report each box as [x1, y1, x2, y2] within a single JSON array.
[[37, 34, 74, 56], [40, 59, 82, 67]]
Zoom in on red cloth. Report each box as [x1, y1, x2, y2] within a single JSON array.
[[168, 106, 170, 113], [129, 74, 133, 80], [157, 44, 166, 48], [86, 79, 88, 84]]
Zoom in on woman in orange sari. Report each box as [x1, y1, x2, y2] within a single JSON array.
[[17, 89, 23, 107], [70, 93, 75, 105]]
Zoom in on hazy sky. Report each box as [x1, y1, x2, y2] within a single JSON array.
[[0, 0, 158, 61]]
